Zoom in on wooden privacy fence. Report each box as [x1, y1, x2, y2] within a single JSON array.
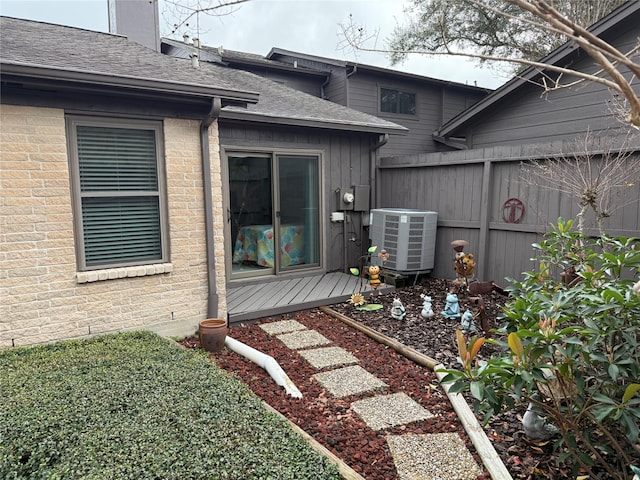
[[375, 141, 640, 286]]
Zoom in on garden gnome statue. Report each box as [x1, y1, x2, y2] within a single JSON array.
[[460, 309, 476, 334], [441, 291, 461, 319], [390, 298, 406, 320], [420, 294, 434, 319]]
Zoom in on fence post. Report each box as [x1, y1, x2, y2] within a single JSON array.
[[477, 157, 493, 281]]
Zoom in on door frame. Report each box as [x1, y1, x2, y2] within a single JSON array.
[[221, 145, 326, 283]]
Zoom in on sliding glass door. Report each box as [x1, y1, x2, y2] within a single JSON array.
[[228, 152, 320, 278]]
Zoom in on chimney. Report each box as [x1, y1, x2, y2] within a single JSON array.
[[108, 0, 161, 51]]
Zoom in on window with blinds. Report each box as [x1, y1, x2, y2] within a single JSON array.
[[67, 118, 168, 270]]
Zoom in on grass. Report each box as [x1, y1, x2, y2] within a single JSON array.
[[0, 331, 340, 480]]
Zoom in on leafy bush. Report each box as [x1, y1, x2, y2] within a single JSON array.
[[0, 331, 340, 479], [440, 219, 640, 480]]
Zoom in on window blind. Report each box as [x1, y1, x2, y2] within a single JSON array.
[[76, 125, 162, 267]]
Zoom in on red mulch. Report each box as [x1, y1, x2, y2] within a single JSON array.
[[182, 309, 491, 480]]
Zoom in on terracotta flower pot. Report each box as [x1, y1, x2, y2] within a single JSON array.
[[198, 319, 227, 353]]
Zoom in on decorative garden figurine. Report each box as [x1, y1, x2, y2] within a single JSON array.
[[522, 395, 559, 440], [367, 265, 381, 291], [349, 292, 365, 307], [390, 298, 406, 320], [348, 245, 385, 311], [420, 294, 434, 319], [451, 239, 475, 286], [441, 291, 461, 319], [460, 309, 476, 334]]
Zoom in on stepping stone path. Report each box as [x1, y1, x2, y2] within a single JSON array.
[[259, 319, 482, 480]]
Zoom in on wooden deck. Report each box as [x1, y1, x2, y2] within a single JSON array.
[[227, 272, 394, 324]]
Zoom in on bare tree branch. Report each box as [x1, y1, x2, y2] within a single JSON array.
[[164, 0, 250, 35], [340, 0, 640, 127], [520, 128, 640, 235]]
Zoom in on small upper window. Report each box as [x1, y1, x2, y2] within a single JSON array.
[[380, 88, 416, 115]]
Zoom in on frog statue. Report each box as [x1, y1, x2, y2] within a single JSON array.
[[390, 297, 406, 320], [441, 291, 461, 319]]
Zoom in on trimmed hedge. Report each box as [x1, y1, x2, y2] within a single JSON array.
[[0, 331, 340, 479]]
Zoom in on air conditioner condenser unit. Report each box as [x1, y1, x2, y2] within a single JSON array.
[[369, 208, 438, 273]]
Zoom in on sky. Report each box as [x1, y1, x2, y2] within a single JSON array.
[[0, 0, 509, 89]]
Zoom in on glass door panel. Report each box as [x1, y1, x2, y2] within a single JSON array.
[[228, 155, 273, 275], [276, 155, 320, 271]]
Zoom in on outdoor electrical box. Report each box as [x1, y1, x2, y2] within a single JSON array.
[[336, 187, 355, 210], [352, 185, 370, 211], [336, 185, 370, 211]]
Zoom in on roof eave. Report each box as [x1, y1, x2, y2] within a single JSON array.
[[1, 61, 260, 104], [219, 110, 409, 135], [266, 47, 491, 93], [222, 56, 328, 77]]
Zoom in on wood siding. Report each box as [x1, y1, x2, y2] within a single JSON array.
[[343, 71, 487, 157], [325, 67, 348, 105], [459, 26, 639, 148], [377, 144, 640, 286], [219, 122, 377, 274]]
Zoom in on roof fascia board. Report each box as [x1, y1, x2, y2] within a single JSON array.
[[436, 1, 640, 137], [219, 110, 409, 135], [266, 47, 489, 92], [1, 62, 260, 104], [342, 62, 491, 92], [222, 56, 328, 77], [267, 47, 346, 67]]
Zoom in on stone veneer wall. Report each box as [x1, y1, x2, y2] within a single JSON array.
[[0, 105, 227, 347]]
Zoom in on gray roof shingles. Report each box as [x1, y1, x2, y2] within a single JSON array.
[[1, 16, 251, 97], [1, 16, 406, 134]]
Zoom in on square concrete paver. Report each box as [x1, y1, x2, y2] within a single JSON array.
[[387, 433, 482, 480], [298, 346, 359, 369], [259, 320, 307, 335], [276, 329, 331, 349], [351, 392, 434, 431], [313, 365, 387, 398]]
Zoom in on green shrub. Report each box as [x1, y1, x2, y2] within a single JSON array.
[[0, 331, 340, 479], [440, 219, 640, 480]]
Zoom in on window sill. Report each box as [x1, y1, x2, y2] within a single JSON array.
[[76, 263, 173, 284]]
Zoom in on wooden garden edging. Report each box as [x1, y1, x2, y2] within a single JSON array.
[[320, 306, 513, 480]]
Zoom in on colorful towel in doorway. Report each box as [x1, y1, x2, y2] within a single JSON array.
[[233, 224, 305, 267]]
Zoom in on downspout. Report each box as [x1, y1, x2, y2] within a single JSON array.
[[345, 65, 357, 108], [201, 96, 222, 319], [225, 336, 303, 398], [320, 74, 330, 100], [370, 133, 389, 210]]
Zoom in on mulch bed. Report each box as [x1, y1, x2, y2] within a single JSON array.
[[182, 307, 490, 480], [328, 276, 580, 480], [182, 276, 579, 479]]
